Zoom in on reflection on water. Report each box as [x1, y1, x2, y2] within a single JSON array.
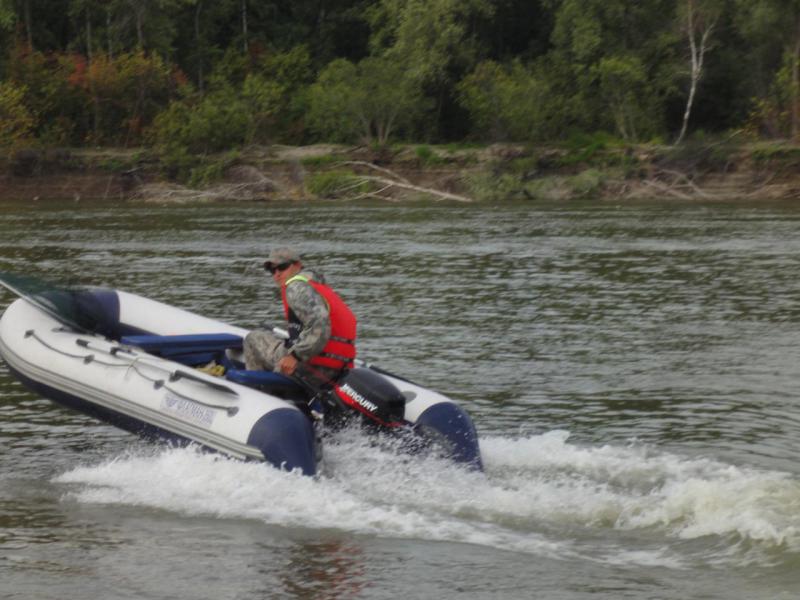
[[278, 540, 368, 599], [2, 199, 800, 599]]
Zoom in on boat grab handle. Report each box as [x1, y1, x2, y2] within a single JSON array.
[[25, 329, 239, 417], [75, 338, 240, 397], [169, 369, 238, 396], [22, 331, 240, 417], [25, 329, 96, 363]]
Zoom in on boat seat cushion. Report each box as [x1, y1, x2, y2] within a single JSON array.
[[120, 333, 244, 356]]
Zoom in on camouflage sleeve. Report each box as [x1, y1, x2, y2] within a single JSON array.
[[285, 277, 330, 361]]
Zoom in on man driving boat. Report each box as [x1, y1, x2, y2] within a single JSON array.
[[243, 247, 357, 388]]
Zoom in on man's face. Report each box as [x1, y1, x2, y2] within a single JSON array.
[[271, 261, 301, 287]]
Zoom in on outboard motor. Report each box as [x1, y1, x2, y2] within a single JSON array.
[[322, 367, 483, 471], [325, 367, 405, 427]]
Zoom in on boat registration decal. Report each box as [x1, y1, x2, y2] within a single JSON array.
[[161, 392, 216, 427]]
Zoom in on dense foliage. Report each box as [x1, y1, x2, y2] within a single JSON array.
[[1, 0, 799, 158]]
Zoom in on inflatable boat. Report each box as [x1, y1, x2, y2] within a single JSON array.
[[0, 278, 482, 476]]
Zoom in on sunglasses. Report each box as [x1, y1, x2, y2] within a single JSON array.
[[264, 261, 294, 274]]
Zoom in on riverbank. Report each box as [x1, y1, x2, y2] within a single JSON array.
[[2, 140, 800, 202]]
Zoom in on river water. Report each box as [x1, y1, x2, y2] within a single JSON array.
[[1, 198, 799, 599]]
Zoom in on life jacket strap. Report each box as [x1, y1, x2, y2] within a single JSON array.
[[319, 351, 354, 363]]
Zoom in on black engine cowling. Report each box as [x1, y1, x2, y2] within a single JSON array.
[[325, 367, 406, 427]]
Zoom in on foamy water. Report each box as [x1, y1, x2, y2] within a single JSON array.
[[54, 429, 800, 568]]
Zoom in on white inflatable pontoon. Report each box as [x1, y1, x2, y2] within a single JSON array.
[[0, 285, 482, 476]]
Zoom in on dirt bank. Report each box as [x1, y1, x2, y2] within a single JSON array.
[[2, 142, 800, 203]]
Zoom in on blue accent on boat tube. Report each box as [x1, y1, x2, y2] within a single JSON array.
[[75, 288, 121, 336], [225, 369, 300, 388], [76, 288, 149, 339], [415, 402, 483, 471], [120, 333, 244, 354], [247, 408, 317, 476]]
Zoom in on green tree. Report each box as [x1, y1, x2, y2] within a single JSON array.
[[0, 81, 34, 150], [0, 0, 14, 73], [735, 0, 800, 140], [546, 0, 677, 139], [148, 85, 249, 179], [368, 0, 494, 138], [457, 60, 554, 141], [308, 56, 427, 145], [67, 0, 98, 62], [0, 0, 14, 30], [243, 46, 313, 142], [76, 51, 173, 144], [272, 0, 372, 64], [85, 0, 191, 56], [168, 0, 242, 91], [152, 86, 249, 154], [5, 44, 90, 144], [593, 55, 653, 141], [241, 74, 283, 142]]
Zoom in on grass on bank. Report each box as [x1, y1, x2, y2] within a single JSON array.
[[3, 133, 800, 202]]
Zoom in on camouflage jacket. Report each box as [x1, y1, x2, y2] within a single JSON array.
[[284, 269, 330, 361]]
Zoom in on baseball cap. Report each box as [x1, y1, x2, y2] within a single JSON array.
[[263, 247, 301, 269]]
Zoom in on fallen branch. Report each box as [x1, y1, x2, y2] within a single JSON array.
[[332, 178, 372, 196], [338, 160, 413, 185], [641, 179, 695, 200], [743, 173, 777, 198], [137, 181, 279, 203], [356, 175, 473, 203], [655, 168, 711, 198], [349, 183, 396, 202]]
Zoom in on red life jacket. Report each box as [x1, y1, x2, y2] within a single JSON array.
[[281, 274, 357, 370]]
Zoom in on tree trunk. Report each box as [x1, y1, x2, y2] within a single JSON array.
[[357, 114, 371, 146], [675, 0, 715, 145], [129, 0, 145, 49], [792, 17, 800, 142], [107, 6, 113, 57], [317, 4, 325, 39], [86, 7, 92, 63], [242, 0, 248, 53], [23, 0, 33, 51], [614, 103, 630, 141], [136, 11, 144, 49], [377, 118, 393, 146], [195, 1, 204, 92]]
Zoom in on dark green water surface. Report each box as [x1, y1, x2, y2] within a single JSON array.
[[1, 199, 799, 599]]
